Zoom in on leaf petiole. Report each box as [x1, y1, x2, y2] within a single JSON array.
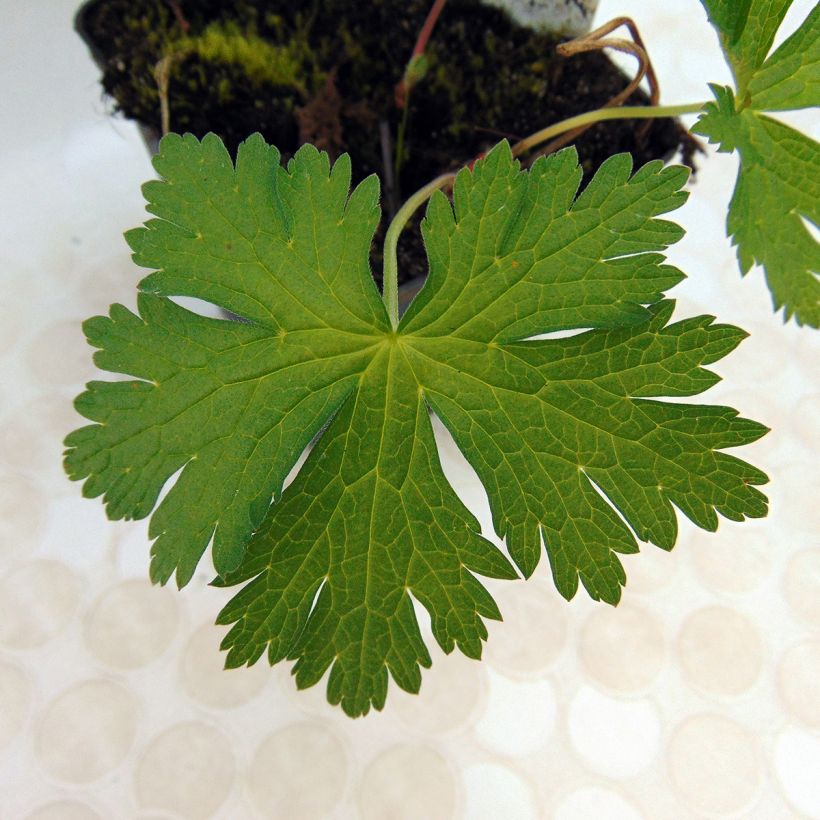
[[511, 101, 708, 156], [383, 171, 455, 328]]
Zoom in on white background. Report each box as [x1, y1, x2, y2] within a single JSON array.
[[0, 0, 818, 817]]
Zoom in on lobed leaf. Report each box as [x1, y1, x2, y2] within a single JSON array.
[[748, 3, 820, 110], [216, 348, 516, 716], [696, 0, 820, 326], [694, 85, 820, 327], [67, 134, 768, 715], [65, 134, 389, 584], [700, 0, 792, 97]]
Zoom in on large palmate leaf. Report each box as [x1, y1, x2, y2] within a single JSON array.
[[66, 134, 767, 715], [695, 0, 820, 326]]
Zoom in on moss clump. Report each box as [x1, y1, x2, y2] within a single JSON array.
[[172, 21, 309, 97]]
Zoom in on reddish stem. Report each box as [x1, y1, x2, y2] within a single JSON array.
[[166, 0, 190, 33], [395, 0, 448, 108], [412, 0, 447, 59]]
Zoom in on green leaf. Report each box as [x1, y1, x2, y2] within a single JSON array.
[[695, 85, 820, 327], [215, 347, 516, 716], [700, 0, 792, 97], [748, 3, 820, 110], [695, 1, 820, 327], [396, 145, 766, 602], [65, 134, 389, 585], [66, 134, 768, 716]]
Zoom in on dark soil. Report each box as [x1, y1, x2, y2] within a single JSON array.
[[77, 0, 698, 289]]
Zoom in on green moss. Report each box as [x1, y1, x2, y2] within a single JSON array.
[[81, 0, 692, 219], [172, 22, 307, 97]]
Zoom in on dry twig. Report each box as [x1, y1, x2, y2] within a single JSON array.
[[513, 16, 659, 161]]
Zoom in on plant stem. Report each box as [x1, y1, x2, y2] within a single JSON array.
[[394, 100, 411, 191], [165, 0, 190, 32], [413, 0, 447, 60], [381, 100, 709, 327], [394, 0, 449, 192], [383, 173, 455, 328], [512, 101, 707, 156], [395, 0, 448, 107], [379, 119, 399, 219], [154, 55, 175, 136]]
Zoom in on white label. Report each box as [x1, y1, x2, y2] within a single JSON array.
[[479, 0, 599, 36]]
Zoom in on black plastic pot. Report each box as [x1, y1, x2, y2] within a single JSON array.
[[75, 0, 161, 154]]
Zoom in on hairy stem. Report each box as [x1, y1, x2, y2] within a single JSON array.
[[383, 173, 454, 328], [381, 100, 708, 326], [512, 101, 707, 156]]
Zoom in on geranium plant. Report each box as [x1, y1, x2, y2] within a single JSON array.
[[66, 0, 818, 716]]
